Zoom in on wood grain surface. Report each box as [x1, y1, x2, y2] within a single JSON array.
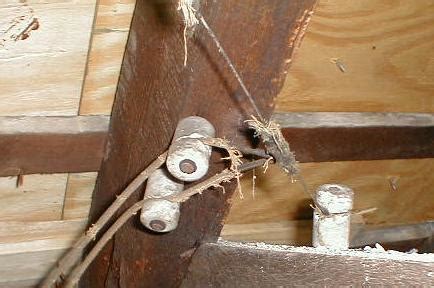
[[0, 116, 108, 176], [227, 158, 434, 226], [83, 1, 316, 287], [281, 126, 434, 162], [0, 220, 86, 287], [62, 172, 98, 220], [0, 174, 68, 221], [182, 241, 434, 287], [274, 0, 434, 113], [0, 171, 97, 223], [0, 1, 96, 116], [222, 220, 434, 251], [79, 0, 136, 115]]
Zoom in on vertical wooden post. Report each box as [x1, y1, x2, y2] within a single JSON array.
[[82, 1, 317, 287]]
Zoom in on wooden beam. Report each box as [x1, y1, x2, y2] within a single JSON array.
[[221, 220, 434, 251], [182, 241, 434, 287], [2, 112, 430, 177], [83, 1, 317, 287], [0, 116, 109, 176], [273, 112, 434, 128], [274, 112, 434, 162]]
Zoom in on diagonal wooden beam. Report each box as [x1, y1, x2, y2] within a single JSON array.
[[82, 1, 317, 287]]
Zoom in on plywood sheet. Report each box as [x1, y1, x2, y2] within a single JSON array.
[[0, 1, 96, 116], [227, 159, 434, 226], [79, 0, 135, 115], [0, 174, 68, 221], [275, 0, 434, 113], [63, 172, 97, 220]]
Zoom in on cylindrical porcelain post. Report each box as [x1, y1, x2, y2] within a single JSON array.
[[166, 116, 215, 182], [140, 168, 184, 233], [312, 184, 354, 249]]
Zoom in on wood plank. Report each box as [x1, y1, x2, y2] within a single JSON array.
[[0, 219, 86, 286], [83, 1, 317, 287], [0, 250, 69, 287], [0, 174, 68, 221], [1, 113, 428, 178], [227, 159, 434, 226], [274, 0, 434, 113], [182, 241, 434, 287], [0, 116, 109, 176], [276, 112, 434, 162], [350, 221, 434, 249], [281, 126, 434, 162], [62, 172, 98, 220], [79, 0, 136, 115], [0, 1, 97, 116], [0, 219, 86, 245], [273, 112, 434, 128], [222, 220, 313, 246], [222, 221, 434, 249]]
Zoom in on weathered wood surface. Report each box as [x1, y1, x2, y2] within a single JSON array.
[[227, 159, 434, 226], [222, 220, 434, 250], [273, 112, 434, 128], [1, 112, 430, 177], [83, 1, 317, 287], [275, 0, 434, 113], [277, 112, 434, 162], [0, 174, 68, 221], [282, 126, 434, 162], [62, 172, 98, 220], [79, 0, 136, 115], [0, 171, 95, 287], [0, 220, 86, 287], [0, 116, 108, 176], [182, 241, 434, 287], [0, 1, 96, 116]]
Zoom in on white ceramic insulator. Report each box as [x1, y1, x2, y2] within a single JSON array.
[[166, 116, 215, 182], [312, 184, 354, 250], [140, 168, 184, 233]]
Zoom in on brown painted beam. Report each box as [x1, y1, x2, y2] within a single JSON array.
[[0, 116, 109, 176], [282, 127, 433, 162], [1, 112, 431, 178], [182, 241, 434, 287], [275, 112, 434, 162], [83, 1, 317, 287]]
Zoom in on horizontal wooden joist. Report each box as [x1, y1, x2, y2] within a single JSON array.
[[273, 112, 434, 162], [0, 116, 109, 176], [0, 113, 431, 176], [182, 241, 434, 287]]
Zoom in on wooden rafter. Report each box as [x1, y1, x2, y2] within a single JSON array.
[[82, 1, 317, 287]]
